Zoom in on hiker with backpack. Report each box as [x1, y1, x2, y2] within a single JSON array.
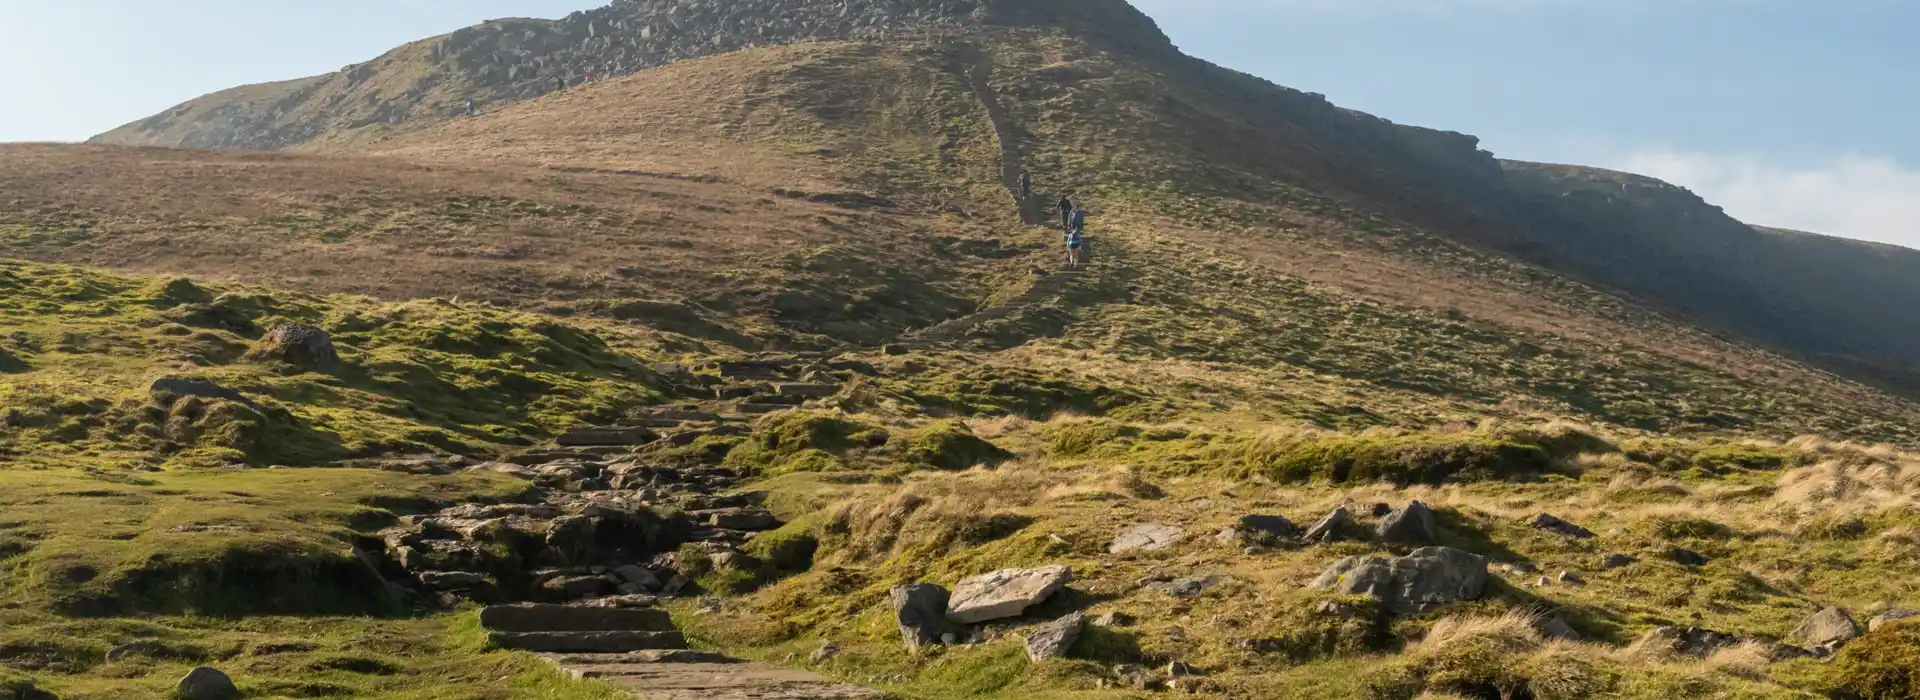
[[1058, 196, 1074, 232], [1019, 170, 1032, 201]]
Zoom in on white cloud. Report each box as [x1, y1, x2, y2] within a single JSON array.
[[1598, 151, 1920, 249]]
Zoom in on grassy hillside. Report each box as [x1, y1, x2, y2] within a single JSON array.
[[8, 2, 1920, 697]]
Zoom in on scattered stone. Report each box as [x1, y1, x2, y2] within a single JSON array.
[[613, 565, 662, 591], [1094, 611, 1135, 627], [1376, 501, 1438, 546], [419, 571, 490, 589], [1531, 513, 1595, 539], [176, 667, 238, 700], [890, 584, 958, 653], [1869, 609, 1920, 631], [1497, 561, 1539, 576], [1309, 546, 1488, 616], [1557, 571, 1585, 586], [1635, 626, 1740, 658], [1669, 547, 1711, 567], [1789, 607, 1861, 649], [252, 324, 338, 367], [1166, 661, 1198, 677], [1303, 506, 1355, 543], [701, 508, 779, 531], [1539, 616, 1582, 641], [1242, 545, 1271, 556], [1235, 514, 1298, 539], [810, 642, 842, 664], [1113, 664, 1165, 691], [1369, 503, 1392, 518], [1602, 553, 1637, 570], [557, 426, 657, 447], [1025, 612, 1088, 661], [583, 594, 659, 609], [1109, 523, 1183, 553], [105, 640, 170, 662], [661, 574, 691, 597], [1213, 528, 1241, 545], [947, 565, 1074, 624], [1146, 576, 1213, 598]]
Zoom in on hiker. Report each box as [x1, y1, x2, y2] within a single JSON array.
[[1058, 196, 1074, 232], [1065, 223, 1085, 270], [1019, 170, 1032, 201], [556, 76, 566, 92], [465, 99, 475, 117], [584, 66, 593, 83]]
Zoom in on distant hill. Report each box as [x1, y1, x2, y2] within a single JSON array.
[[54, 0, 1920, 418]]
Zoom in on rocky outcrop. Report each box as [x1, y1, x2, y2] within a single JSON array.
[[1303, 506, 1356, 543], [1309, 547, 1487, 616], [947, 565, 1073, 624], [1870, 609, 1920, 631]]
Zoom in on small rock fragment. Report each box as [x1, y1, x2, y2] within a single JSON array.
[[1110, 523, 1183, 554], [1531, 513, 1595, 539], [1602, 553, 1637, 570]]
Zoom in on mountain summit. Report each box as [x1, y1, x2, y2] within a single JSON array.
[[91, 0, 1172, 150]]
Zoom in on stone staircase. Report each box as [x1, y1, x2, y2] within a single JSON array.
[[480, 604, 882, 699], [900, 264, 1095, 349]]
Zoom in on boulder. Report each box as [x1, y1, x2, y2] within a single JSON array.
[[1094, 611, 1135, 627], [1869, 609, 1920, 631], [890, 584, 958, 653], [253, 324, 338, 367], [176, 667, 238, 700], [1376, 501, 1438, 546], [419, 571, 490, 589], [1303, 506, 1355, 543], [1309, 546, 1487, 616], [947, 565, 1074, 624], [1602, 553, 1637, 570], [1026, 612, 1088, 661], [1530, 513, 1595, 539], [1557, 571, 1585, 586], [544, 515, 599, 563], [1789, 607, 1861, 648], [1108, 523, 1183, 553], [1539, 616, 1582, 641]]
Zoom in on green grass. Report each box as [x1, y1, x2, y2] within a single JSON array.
[[0, 259, 672, 468]]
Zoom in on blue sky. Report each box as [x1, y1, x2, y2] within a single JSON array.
[[2, 0, 1915, 245]]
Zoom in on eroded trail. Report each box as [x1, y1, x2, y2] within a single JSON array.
[[965, 48, 1046, 226]]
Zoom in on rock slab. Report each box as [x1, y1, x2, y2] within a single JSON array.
[[947, 565, 1073, 624], [1109, 523, 1183, 553]]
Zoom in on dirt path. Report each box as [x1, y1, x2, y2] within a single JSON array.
[[544, 653, 885, 699], [965, 49, 1046, 226]]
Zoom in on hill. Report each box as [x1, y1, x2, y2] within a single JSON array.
[[4, 0, 1920, 698], [88, 0, 1920, 403]]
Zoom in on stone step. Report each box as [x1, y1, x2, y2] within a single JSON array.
[[734, 403, 790, 415], [506, 448, 605, 466], [557, 426, 658, 447], [542, 650, 733, 667], [566, 662, 885, 699], [489, 630, 687, 654], [771, 383, 840, 398], [748, 393, 809, 406], [480, 604, 676, 633], [620, 416, 689, 428]]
